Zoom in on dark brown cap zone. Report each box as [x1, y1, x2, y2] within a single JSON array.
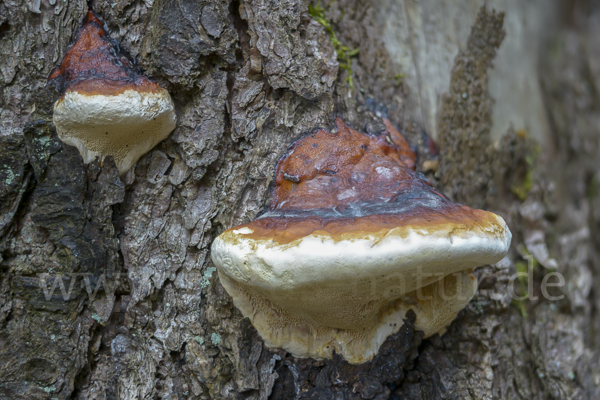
[[49, 10, 159, 96]]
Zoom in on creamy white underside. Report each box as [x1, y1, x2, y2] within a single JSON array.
[[211, 213, 511, 363], [214, 216, 510, 291], [53, 88, 176, 174], [218, 268, 477, 364]]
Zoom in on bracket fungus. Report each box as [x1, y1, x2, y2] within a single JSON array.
[[211, 117, 511, 364], [49, 10, 176, 175]]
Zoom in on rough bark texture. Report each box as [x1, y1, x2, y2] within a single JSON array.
[[1, 0, 599, 399]]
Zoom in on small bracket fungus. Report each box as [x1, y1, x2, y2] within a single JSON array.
[[211, 118, 511, 364], [48, 10, 176, 175]]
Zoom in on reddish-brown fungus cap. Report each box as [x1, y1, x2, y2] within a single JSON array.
[[246, 117, 480, 244], [270, 117, 417, 212], [211, 118, 511, 364], [383, 117, 417, 169], [49, 10, 157, 96], [50, 10, 176, 174]]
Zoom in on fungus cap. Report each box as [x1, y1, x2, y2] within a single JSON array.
[[211, 118, 511, 364], [49, 10, 176, 175]]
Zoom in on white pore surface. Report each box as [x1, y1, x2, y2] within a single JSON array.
[[212, 213, 511, 291], [218, 268, 478, 363], [53, 88, 176, 174], [213, 213, 510, 363]]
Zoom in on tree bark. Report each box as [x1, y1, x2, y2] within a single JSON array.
[[1, 0, 599, 399]]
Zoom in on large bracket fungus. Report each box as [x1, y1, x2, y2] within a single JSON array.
[[49, 10, 176, 175], [211, 117, 511, 364]]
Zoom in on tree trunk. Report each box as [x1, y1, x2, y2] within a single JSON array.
[[1, 0, 599, 399]]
